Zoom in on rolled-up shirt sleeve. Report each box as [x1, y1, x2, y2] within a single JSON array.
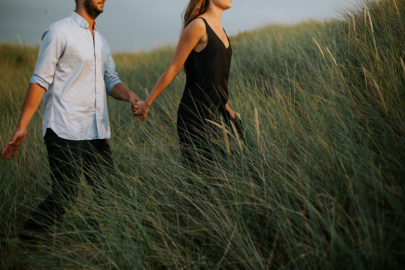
[[29, 27, 65, 90], [104, 46, 122, 95]]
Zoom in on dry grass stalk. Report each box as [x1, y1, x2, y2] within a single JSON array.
[[362, 66, 388, 114], [393, 0, 400, 18], [220, 117, 230, 154], [352, 14, 357, 33], [400, 57, 405, 74], [367, 10, 374, 34], [326, 47, 338, 67], [205, 118, 231, 153], [312, 37, 325, 59]]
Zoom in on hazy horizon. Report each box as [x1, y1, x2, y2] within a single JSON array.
[[0, 0, 362, 52]]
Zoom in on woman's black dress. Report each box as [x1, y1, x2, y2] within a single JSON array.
[[177, 17, 233, 167]]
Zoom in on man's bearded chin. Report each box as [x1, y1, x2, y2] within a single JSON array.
[[84, 0, 103, 18]]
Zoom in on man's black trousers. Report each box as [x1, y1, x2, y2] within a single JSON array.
[[22, 128, 116, 234]]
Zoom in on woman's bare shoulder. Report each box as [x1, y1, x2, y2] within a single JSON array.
[[184, 17, 206, 33]]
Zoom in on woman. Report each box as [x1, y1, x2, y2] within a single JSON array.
[[135, 0, 241, 169]]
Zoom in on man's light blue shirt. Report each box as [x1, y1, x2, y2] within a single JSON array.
[[29, 11, 122, 140]]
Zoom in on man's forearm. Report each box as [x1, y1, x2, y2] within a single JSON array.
[[109, 82, 139, 102], [18, 83, 46, 129]]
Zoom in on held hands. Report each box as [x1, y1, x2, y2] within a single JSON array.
[[132, 100, 150, 124], [128, 92, 147, 123], [128, 92, 140, 110], [1, 127, 27, 159]]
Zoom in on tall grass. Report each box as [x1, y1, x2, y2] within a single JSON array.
[[1, 0, 404, 269]]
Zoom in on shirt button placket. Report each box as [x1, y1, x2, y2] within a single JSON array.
[[93, 32, 100, 138]]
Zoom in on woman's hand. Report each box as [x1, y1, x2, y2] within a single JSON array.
[[133, 100, 151, 124], [225, 104, 241, 120]]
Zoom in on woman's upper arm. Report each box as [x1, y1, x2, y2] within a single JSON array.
[[169, 19, 206, 71]]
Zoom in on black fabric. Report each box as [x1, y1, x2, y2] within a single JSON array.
[[176, 17, 238, 169], [21, 128, 116, 236]]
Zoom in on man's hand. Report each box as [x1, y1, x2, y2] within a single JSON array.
[[1, 127, 27, 159], [128, 92, 140, 115]]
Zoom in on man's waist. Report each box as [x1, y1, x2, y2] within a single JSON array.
[[43, 122, 111, 141]]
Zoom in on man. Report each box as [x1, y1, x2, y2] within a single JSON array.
[[1, 0, 139, 242]]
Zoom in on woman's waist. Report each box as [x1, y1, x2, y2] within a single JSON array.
[[179, 95, 226, 112], [178, 99, 227, 120], [181, 84, 228, 103]]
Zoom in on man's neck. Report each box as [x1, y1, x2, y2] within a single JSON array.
[[74, 7, 96, 31]]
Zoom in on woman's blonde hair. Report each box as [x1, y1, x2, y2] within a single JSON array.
[[183, 0, 210, 28]]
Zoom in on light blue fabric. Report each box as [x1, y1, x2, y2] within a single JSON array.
[[29, 11, 122, 140]]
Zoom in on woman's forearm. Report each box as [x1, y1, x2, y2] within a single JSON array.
[[145, 65, 181, 107]]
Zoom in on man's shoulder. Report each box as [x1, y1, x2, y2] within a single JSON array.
[[48, 16, 76, 32], [41, 16, 76, 41]]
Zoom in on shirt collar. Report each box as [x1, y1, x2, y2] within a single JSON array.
[[70, 11, 97, 30]]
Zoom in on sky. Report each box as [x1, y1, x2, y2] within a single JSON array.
[[0, 0, 362, 53]]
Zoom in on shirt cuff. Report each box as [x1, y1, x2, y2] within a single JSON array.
[[29, 74, 50, 91], [106, 79, 122, 95]]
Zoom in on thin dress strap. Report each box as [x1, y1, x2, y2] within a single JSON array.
[[196, 17, 230, 45], [196, 16, 208, 25]]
